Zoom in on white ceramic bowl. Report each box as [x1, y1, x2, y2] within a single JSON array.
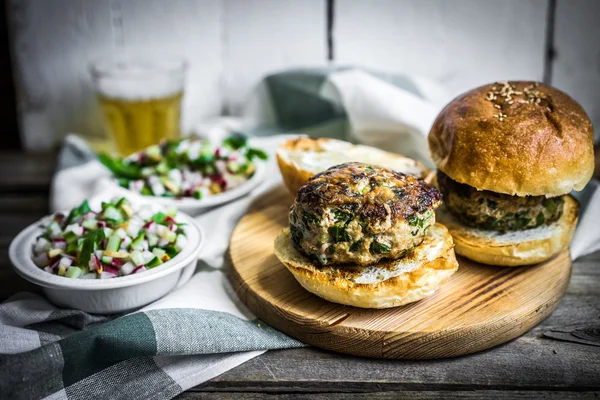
[[9, 211, 203, 314], [106, 161, 266, 216]]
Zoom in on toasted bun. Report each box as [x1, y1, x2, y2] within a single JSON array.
[[429, 81, 594, 197], [436, 195, 579, 266], [277, 137, 430, 195], [274, 224, 458, 308]]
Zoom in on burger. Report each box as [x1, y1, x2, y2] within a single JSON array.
[[273, 162, 459, 308], [429, 81, 594, 266]]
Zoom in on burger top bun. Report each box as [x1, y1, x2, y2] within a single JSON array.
[[428, 81, 594, 197]]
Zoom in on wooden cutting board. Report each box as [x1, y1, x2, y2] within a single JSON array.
[[228, 186, 572, 359]]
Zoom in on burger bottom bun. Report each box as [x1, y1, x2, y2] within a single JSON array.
[[436, 195, 579, 267], [273, 224, 459, 309]]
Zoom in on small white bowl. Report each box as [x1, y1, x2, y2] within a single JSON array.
[[106, 161, 266, 215], [9, 211, 203, 314]]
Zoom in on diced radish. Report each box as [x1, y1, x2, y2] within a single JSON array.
[[126, 222, 141, 238], [53, 240, 67, 250], [175, 234, 188, 251], [95, 250, 104, 259], [114, 228, 127, 238], [59, 257, 73, 268], [157, 238, 169, 247], [120, 261, 135, 275], [132, 265, 147, 274], [156, 224, 167, 237], [97, 220, 108, 228], [33, 252, 50, 267], [112, 258, 125, 267], [142, 220, 155, 230], [65, 223, 84, 236], [89, 254, 100, 270], [82, 273, 97, 279], [100, 271, 117, 279], [103, 265, 119, 275], [120, 236, 132, 249], [142, 251, 155, 263], [34, 237, 51, 253]]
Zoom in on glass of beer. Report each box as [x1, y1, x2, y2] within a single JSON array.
[[91, 55, 186, 155]]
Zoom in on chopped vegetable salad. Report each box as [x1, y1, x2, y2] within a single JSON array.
[[32, 197, 187, 279], [99, 134, 268, 199]]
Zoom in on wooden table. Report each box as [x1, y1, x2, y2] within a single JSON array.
[[1, 152, 599, 399]]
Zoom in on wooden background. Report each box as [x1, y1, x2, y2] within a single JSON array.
[[6, 0, 600, 150]]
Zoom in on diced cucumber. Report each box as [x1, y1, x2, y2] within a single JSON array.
[[106, 235, 122, 252], [81, 218, 98, 230], [156, 161, 170, 175], [103, 227, 114, 237], [163, 230, 177, 242], [130, 233, 145, 250], [152, 248, 166, 259], [165, 206, 177, 217], [130, 250, 145, 267], [163, 246, 178, 258], [147, 233, 158, 247], [114, 197, 128, 208], [101, 256, 113, 264], [147, 257, 163, 269], [47, 222, 62, 238], [146, 145, 162, 161], [102, 206, 123, 221], [66, 266, 83, 279]]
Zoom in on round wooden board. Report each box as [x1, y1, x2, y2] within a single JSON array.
[[228, 187, 572, 359]]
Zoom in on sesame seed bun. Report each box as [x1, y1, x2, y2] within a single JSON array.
[[428, 81, 594, 197], [274, 224, 459, 309]]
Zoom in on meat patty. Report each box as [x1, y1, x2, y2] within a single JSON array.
[[289, 162, 442, 266], [437, 171, 564, 231]]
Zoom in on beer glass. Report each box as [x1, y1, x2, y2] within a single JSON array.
[[91, 55, 186, 155]]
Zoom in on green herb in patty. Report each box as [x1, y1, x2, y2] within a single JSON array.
[[328, 226, 351, 243], [370, 241, 391, 254]]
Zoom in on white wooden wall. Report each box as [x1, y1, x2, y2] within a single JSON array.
[[7, 0, 600, 150]]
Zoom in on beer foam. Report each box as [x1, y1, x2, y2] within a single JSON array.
[[95, 75, 183, 100], [92, 59, 185, 100]]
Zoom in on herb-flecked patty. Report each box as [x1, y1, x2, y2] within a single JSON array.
[[437, 171, 564, 232], [289, 162, 442, 266]]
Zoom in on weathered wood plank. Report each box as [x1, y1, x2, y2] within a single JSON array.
[[222, 0, 327, 116], [553, 0, 600, 140], [0, 195, 48, 215], [334, 0, 547, 97], [178, 391, 599, 399], [0, 152, 55, 189], [198, 336, 600, 392], [195, 293, 600, 391]]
